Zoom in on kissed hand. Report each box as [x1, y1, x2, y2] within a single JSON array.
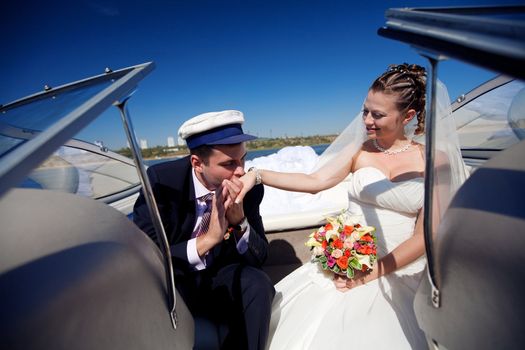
[[223, 177, 245, 225], [235, 170, 256, 204]]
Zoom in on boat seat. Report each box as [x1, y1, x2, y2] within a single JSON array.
[[414, 139, 525, 349], [0, 188, 194, 350]]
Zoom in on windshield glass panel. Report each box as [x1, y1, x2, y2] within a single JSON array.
[[1, 80, 112, 131], [20, 145, 139, 199], [0, 72, 124, 161], [454, 80, 525, 150]]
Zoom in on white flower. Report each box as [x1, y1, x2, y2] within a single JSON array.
[[312, 246, 324, 256], [356, 225, 375, 237], [350, 231, 360, 243], [356, 253, 371, 267], [325, 229, 340, 242], [305, 237, 322, 248]]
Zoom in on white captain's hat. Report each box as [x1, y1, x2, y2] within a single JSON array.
[[178, 110, 257, 149]]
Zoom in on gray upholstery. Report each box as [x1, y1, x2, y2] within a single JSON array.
[[0, 189, 194, 349], [414, 140, 525, 349]]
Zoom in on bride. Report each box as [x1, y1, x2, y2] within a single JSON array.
[[237, 63, 468, 349]]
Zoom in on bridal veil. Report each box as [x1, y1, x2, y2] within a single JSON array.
[[314, 79, 469, 219]]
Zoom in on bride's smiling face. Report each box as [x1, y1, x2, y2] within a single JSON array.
[[362, 90, 413, 141]]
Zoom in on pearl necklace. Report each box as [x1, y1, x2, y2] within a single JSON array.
[[373, 139, 411, 155]]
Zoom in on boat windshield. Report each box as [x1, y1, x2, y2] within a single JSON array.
[[454, 79, 525, 150], [0, 71, 124, 158], [0, 63, 154, 197]]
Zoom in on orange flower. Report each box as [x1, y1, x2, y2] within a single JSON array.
[[344, 250, 351, 257], [337, 256, 349, 270], [343, 225, 354, 235], [333, 239, 343, 249], [325, 223, 333, 231], [322, 240, 328, 249], [361, 234, 374, 242]]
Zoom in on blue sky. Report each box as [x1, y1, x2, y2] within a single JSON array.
[[2, 0, 520, 149]]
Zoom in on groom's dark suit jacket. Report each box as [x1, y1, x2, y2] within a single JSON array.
[[133, 156, 268, 286]]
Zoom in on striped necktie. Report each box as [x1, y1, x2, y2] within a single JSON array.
[[195, 193, 213, 237]]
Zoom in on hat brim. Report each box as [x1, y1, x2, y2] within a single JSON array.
[[206, 134, 257, 145]]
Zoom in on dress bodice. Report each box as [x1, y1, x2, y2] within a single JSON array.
[[347, 167, 425, 274], [348, 166, 424, 214]]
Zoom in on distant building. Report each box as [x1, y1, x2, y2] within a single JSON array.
[[139, 139, 148, 149], [178, 136, 185, 146], [167, 136, 175, 147]]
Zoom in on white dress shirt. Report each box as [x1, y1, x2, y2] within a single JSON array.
[[187, 169, 250, 271]]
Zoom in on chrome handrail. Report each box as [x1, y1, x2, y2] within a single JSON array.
[[422, 55, 441, 308], [116, 97, 178, 329]]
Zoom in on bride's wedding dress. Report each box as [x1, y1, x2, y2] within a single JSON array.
[[268, 166, 428, 350]]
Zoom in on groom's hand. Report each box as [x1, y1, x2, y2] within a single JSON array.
[[196, 186, 228, 256]]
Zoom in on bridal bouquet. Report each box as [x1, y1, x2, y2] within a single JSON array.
[[305, 212, 377, 278]]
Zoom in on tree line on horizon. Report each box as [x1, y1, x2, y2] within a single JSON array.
[[115, 134, 338, 159]]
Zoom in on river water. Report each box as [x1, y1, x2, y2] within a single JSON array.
[[145, 144, 329, 166]]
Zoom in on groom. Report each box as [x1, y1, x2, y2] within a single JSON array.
[[133, 110, 274, 350]]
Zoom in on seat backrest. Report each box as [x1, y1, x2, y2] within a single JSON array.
[[414, 139, 525, 349], [0, 188, 194, 350]]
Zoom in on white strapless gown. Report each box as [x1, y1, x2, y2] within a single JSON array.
[[267, 167, 428, 350]]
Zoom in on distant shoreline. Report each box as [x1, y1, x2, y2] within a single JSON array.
[[119, 134, 337, 160], [143, 142, 330, 161]]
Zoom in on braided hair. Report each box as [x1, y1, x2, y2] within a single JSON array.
[[370, 63, 427, 135]]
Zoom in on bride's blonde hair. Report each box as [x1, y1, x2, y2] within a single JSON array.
[[370, 63, 427, 135]]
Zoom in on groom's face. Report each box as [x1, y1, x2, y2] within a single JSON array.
[[192, 143, 247, 191]]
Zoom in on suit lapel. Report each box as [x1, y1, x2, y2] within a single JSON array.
[[182, 168, 197, 238], [171, 160, 197, 244]]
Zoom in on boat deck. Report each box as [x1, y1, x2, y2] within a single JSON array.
[[263, 227, 315, 284]]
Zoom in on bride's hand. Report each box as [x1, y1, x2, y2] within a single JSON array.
[[235, 170, 257, 204], [333, 274, 350, 292], [333, 271, 369, 292], [347, 270, 369, 288]]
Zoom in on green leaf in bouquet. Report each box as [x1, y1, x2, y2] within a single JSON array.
[[349, 258, 362, 271], [346, 268, 355, 279], [321, 261, 328, 270]]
